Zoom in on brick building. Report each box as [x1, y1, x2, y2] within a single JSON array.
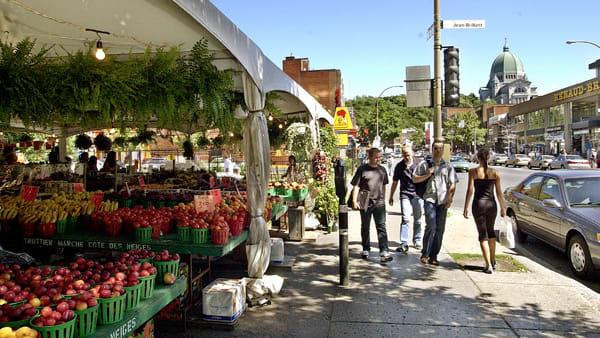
[[282, 56, 344, 113]]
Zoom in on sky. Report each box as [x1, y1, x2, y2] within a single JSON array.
[[210, 0, 600, 101]]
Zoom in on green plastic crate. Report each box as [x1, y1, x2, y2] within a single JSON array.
[[74, 305, 98, 337], [97, 293, 126, 325], [135, 227, 152, 242], [152, 259, 179, 283], [139, 274, 156, 299], [30, 314, 76, 338], [123, 283, 143, 312]]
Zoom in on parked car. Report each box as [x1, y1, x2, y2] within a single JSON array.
[[505, 154, 531, 167], [549, 154, 590, 170], [141, 158, 167, 171], [450, 156, 469, 172], [504, 170, 600, 278], [529, 155, 556, 170], [489, 153, 508, 166]]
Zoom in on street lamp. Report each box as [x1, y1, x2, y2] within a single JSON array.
[[375, 85, 404, 146], [566, 40, 600, 49]]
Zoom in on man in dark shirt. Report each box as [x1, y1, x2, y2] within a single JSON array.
[[389, 145, 423, 253], [351, 148, 393, 263]]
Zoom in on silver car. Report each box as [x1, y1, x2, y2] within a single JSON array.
[[528, 155, 555, 170], [504, 170, 600, 278], [549, 154, 590, 170], [505, 154, 531, 167], [489, 153, 508, 166]]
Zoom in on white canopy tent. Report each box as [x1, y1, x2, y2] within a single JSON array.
[[0, 0, 333, 278]]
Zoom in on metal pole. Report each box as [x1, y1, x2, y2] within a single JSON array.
[[334, 159, 348, 285], [433, 0, 443, 142]]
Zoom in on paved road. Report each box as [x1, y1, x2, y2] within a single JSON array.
[[387, 158, 600, 291]]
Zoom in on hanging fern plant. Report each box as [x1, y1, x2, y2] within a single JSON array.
[[112, 136, 128, 149], [183, 139, 194, 160], [94, 133, 112, 151], [129, 128, 156, 146], [75, 133, 93, 150], [197, 134, 211, 149], [211, 135, 224, 149]]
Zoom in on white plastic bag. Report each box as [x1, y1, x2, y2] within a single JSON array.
[[499, 217, 515, 249]]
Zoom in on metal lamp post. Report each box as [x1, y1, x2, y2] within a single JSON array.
[[566, 40, 600, 49], [375, 85, 404, 148]]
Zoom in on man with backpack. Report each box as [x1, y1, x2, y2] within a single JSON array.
[[389, 145, 423, 253], [413, 142, 457, 266]]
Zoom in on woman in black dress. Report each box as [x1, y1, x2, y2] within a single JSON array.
[[463, 148, 506, 274]]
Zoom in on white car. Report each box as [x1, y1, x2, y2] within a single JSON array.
[[505, 154, 531, 167], [141, 158, 167, 172], [550, 154, 590, 170]]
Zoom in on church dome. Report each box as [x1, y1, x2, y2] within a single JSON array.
[[490, 40, 524, 75]]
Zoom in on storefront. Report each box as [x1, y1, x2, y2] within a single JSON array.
[[509, 77, 600, 156]]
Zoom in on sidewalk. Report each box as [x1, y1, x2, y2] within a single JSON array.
[[181, 205, 600, 337]]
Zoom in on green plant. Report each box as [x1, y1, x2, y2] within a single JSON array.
[[285, 123, 314, 163], [94, 133, 112, 151], [75, 134, 93, 150], [319, 126, 338, 160], [112, 136, 129, 149], [311, 174, 338, 222]]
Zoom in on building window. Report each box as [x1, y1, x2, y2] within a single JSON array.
[[572, 101, 595, 123], [548, 105, 565, 127], [527, 109, 545, 130], [512, 115, 525, 132]]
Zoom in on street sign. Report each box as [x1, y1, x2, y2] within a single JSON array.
[[442, 20, 485, 29], [334, 107, 353, 130], [426, 23, 434, 40]]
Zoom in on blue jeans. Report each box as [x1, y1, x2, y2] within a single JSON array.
[[360, 205, 389, 253], [421, 201, 447, 261], [400, 198, 423, 246]]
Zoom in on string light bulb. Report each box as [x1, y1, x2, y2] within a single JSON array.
[[95, 40, 105, 60], [268, 115, 273, 121], [278, 123, 283, 129], [229, 132, 234, 137]]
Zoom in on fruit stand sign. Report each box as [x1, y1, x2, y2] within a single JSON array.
[[209, 189, 222, 205], [74, 183, 84, 193], [221, 177, 231, 188], [334, 107, 353, 130], [21, 185, 39, 201], [91, 192, 104, 208], [138, 176, 145, 187], [194, 194, 214, 213]]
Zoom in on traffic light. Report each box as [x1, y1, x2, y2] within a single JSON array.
[[335, 89, 341, 107], [444, 47, 460, 107]]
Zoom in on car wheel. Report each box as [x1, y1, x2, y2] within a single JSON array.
[[510, 213, 527, 243], [527, 164, 532, 169], [568, 234, 594, 279]]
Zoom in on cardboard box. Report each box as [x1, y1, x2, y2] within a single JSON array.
[[202, 279, 246, 322]]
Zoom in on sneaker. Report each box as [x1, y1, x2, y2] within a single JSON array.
[[414, 243, 422, 250], [491, 260, 497, 269], [420, 256, 429, 264], [396, 244, 409, 254], [483, 266, 494, 274], [380, 251, 393, 262], [361, 250, 369, 259]]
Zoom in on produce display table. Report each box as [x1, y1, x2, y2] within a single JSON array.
[[93, 277, 186, 337], [16, 229, 249, 328]]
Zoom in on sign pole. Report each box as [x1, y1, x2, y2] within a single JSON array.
[[433, 0, 443, 143]]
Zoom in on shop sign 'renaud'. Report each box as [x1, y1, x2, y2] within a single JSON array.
[[554, 80, 600, 102]]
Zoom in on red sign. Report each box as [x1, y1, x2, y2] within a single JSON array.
[[21, 185, 39, 201], [209, 177, 214, 188], [221, 177, 231, 188], [74, 183, 84, 193], [209, 189, 222, 205], [194, 195, 214, 213], [91, 192, 104, 208], [138, 176, 145, 187]]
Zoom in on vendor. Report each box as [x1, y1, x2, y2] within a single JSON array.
[[223, 154, 233, 174], [101, 151, 117, 172], [74, 152, 88, 176], [281, 155, 297, 182], [87, 156, 98, 175]]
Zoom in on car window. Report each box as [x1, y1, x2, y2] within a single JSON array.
[[565, 178, 600, 206], [539, 177, 561, 202], [519, 175, 544, 199], [543, 156, 554, 160], [566, 155, 582, 160]]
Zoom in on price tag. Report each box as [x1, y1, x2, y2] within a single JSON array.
[[209, 189, 222, 205], [21, 185, 39, 201], [194, 195, 214, 213], [138, 176, 145, 187], [91, 192, 104, 208], [221, 177, 231, 188], [74, 183, 84, 193], [209, 177, 214, 188]]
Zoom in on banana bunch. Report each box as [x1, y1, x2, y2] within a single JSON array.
[[0, 196, 23, 210], [57, 208, 69, 221], [97, 200, 118, 212], [0, 208, 18, 220], [39, 208, 58, 224]]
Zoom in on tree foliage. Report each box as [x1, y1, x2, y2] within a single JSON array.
[[443, 110, 487, 150]]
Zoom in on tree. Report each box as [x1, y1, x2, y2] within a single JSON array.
[[443, 110, 487, 152]]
